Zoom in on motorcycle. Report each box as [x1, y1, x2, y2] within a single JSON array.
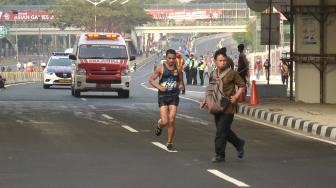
[[0, 75, 6, 89]]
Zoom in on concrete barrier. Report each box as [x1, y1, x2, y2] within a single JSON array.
[[0, 72, 43, 84]]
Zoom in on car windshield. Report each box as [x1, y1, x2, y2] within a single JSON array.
[[48, 58, 72, 66], [78, 44, 128, 59]]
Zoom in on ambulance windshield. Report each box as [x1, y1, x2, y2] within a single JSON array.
[[78, 44, 128, 59]]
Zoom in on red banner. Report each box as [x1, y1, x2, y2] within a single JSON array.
[[0, 10, 54, 22], [145, 9, 224, 20]]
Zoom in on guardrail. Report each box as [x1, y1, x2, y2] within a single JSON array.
[[1, 72, 43, 85]]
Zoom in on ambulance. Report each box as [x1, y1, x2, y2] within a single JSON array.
[[69, 33, 135, 98]]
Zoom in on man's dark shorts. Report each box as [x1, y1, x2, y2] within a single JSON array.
[[158, 95, 179, 107]]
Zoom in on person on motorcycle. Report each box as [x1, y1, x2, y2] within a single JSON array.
[[0, 75, 6, 89]]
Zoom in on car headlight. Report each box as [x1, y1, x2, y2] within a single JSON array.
[[121, 69, 129, 76], [77, 68, 86, 75]]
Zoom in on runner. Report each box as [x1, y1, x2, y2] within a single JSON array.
[[149, 49, 185, 151]]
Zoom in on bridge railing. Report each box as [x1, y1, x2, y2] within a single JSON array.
[[144, 3, 249, 10], [143, 19, 247, 27], [0, 5, 51, 11]]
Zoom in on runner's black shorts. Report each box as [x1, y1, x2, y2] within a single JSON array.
[[158, 95, 179, 107]]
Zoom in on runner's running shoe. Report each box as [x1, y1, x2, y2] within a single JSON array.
[[154, 119, 162, 136], [166, 143, 176, 151]]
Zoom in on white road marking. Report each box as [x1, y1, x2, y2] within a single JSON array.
[[74, 111, 83, 115], [141, 82, 157, 91], [207, 169, 250, 187], [152, 142, 178, 153], [177, 113, 194, 119], [186, 90, 205, 94], [137, 57, 153, 71], [141, 83, 203, 97], [88, 105, 97, 110], [29, 120, 53, 124], [179, 95, 200, 103], [122, 125, 139, 133], [96, 120, 109, 125], [102, 114, 114, 120], [81, 98, 87, 101], [5, 82, 36, 87], [16, 120, 24, 124], [176, 114, 209, 125]]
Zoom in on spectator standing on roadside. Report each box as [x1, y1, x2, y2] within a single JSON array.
[[254, 60, 262, 80], [281, 62, 289, 86], [189, 54, 198, 85], [263, 58, 270, 80], [176, 52, 185, 94], [237, 44, 249, 95], [16, 62, 22, 71], [184, 54, 191, 85], [23, 63, 27, 71], [198, 56, 206, 86], [237, 44, 249, 84]]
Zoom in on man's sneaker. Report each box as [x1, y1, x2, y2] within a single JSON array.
[[154, 119, 162, 136], [166, 143, 176, 151], [237, 139, 245, 159], [211, 155, 225, 163]]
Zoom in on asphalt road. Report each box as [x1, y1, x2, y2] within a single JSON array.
[[0, 45, 335, 188]]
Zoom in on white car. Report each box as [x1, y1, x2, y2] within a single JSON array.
[[43, 53, 72, 89], [64, 48, 73, 54]]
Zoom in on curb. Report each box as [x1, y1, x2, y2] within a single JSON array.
[[238, 104, 336, 141]]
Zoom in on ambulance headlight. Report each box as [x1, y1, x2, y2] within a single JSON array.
[[121, 69, 129, 76], [77, 68, 86, 75]]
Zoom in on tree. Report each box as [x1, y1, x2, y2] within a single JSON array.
[[232, 19, 255, 52], [51, 0, 153, 32], [188, 0, 246, 3]]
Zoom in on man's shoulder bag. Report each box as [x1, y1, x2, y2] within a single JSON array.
[[205, 69, 231, 114]]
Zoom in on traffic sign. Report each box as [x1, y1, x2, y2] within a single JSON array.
[[0, 25, 9, 38], [261, 13, 280, 45]]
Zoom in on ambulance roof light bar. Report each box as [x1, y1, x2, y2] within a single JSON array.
[[85, 33, 120, 40]]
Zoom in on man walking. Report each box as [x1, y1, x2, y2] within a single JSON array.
[[149, 49, 185, 151], [200, 48, 246, 163]]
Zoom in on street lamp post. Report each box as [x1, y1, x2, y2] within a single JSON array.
[[84, 0, 109, 32], [11, 10, 19, 64]]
